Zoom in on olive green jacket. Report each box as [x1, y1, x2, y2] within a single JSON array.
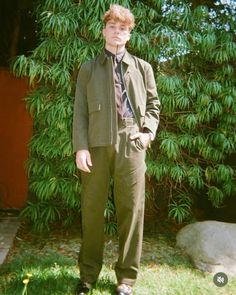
[[73, 50, 160, 152]]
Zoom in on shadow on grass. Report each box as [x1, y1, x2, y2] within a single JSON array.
[[0, 252, 79, 295], [0, 251, 118, 295]]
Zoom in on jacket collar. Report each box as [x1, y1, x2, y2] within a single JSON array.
[[99, 49, 133, 66]]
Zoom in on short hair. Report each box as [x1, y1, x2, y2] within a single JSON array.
[[103, 4, 135, 31]]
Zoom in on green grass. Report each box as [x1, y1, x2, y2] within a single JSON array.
[[0, 225, 236, 295]]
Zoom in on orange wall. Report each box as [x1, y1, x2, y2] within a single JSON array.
[[0, 69, 32, 208]]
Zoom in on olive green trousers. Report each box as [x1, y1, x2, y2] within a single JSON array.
[[79, 118, 146, 286]]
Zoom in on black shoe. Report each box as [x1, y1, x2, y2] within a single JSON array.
[[76, 282, 92, 295], [116, 284, 133, 295]]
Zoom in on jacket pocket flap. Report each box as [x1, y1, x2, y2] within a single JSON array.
[[88, 101, 101, 113]]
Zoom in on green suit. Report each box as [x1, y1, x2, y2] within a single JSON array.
[[73, 50, 160, 286]]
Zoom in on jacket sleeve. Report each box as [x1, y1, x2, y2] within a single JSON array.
[[72, 62, 91, 152], [142, 62, 160, 139]]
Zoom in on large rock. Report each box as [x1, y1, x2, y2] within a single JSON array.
[[176, 220, 236, 275]]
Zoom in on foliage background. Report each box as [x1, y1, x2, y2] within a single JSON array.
[[12, 0, 236, 232]]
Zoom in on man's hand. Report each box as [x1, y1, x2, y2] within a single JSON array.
[[76, 150, 92, 173], [130, 132, 152, 149]]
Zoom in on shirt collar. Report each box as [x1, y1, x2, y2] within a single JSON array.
[[104, 48, 125, 63], [99, 49, 133, 66]]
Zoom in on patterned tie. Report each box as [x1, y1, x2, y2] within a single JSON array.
[[113, 56, 124, 116]]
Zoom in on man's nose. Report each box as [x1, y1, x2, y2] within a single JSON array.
[[114, 27, 120, 34]]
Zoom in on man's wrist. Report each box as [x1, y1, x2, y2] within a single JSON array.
[[147, 132, 154, 141], [143, 128, 154, 141]]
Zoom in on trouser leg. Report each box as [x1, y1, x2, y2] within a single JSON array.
[[114, 121, 146, 286], [79, 147, 111, 283]]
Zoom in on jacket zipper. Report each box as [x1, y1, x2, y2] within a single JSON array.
[[109, 57, 115, 145]]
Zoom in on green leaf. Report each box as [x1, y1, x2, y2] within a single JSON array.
[[168, 194, 192, 224], [207, 186, 224, 207], [170, 165, 185, 183], [187, 165, 204, 189], [160, 138, 180, 160]]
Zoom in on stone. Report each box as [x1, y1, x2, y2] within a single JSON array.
[[0, 217, 21, 264], [176, 220, 236, 275]]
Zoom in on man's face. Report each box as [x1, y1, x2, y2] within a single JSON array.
[[102, 20, 131, 50]]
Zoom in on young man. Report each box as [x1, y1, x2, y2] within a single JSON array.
[[73, 4, 160, 295]]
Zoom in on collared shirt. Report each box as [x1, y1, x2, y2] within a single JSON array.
[[105, 49, 134, 118]]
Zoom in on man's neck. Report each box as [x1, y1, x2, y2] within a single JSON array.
[[105, 44, 126, 55]]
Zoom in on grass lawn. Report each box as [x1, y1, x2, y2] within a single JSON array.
[[0, 220, 236, 295]]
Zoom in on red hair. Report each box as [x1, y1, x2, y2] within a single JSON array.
[[103, 4, 135, 31]]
